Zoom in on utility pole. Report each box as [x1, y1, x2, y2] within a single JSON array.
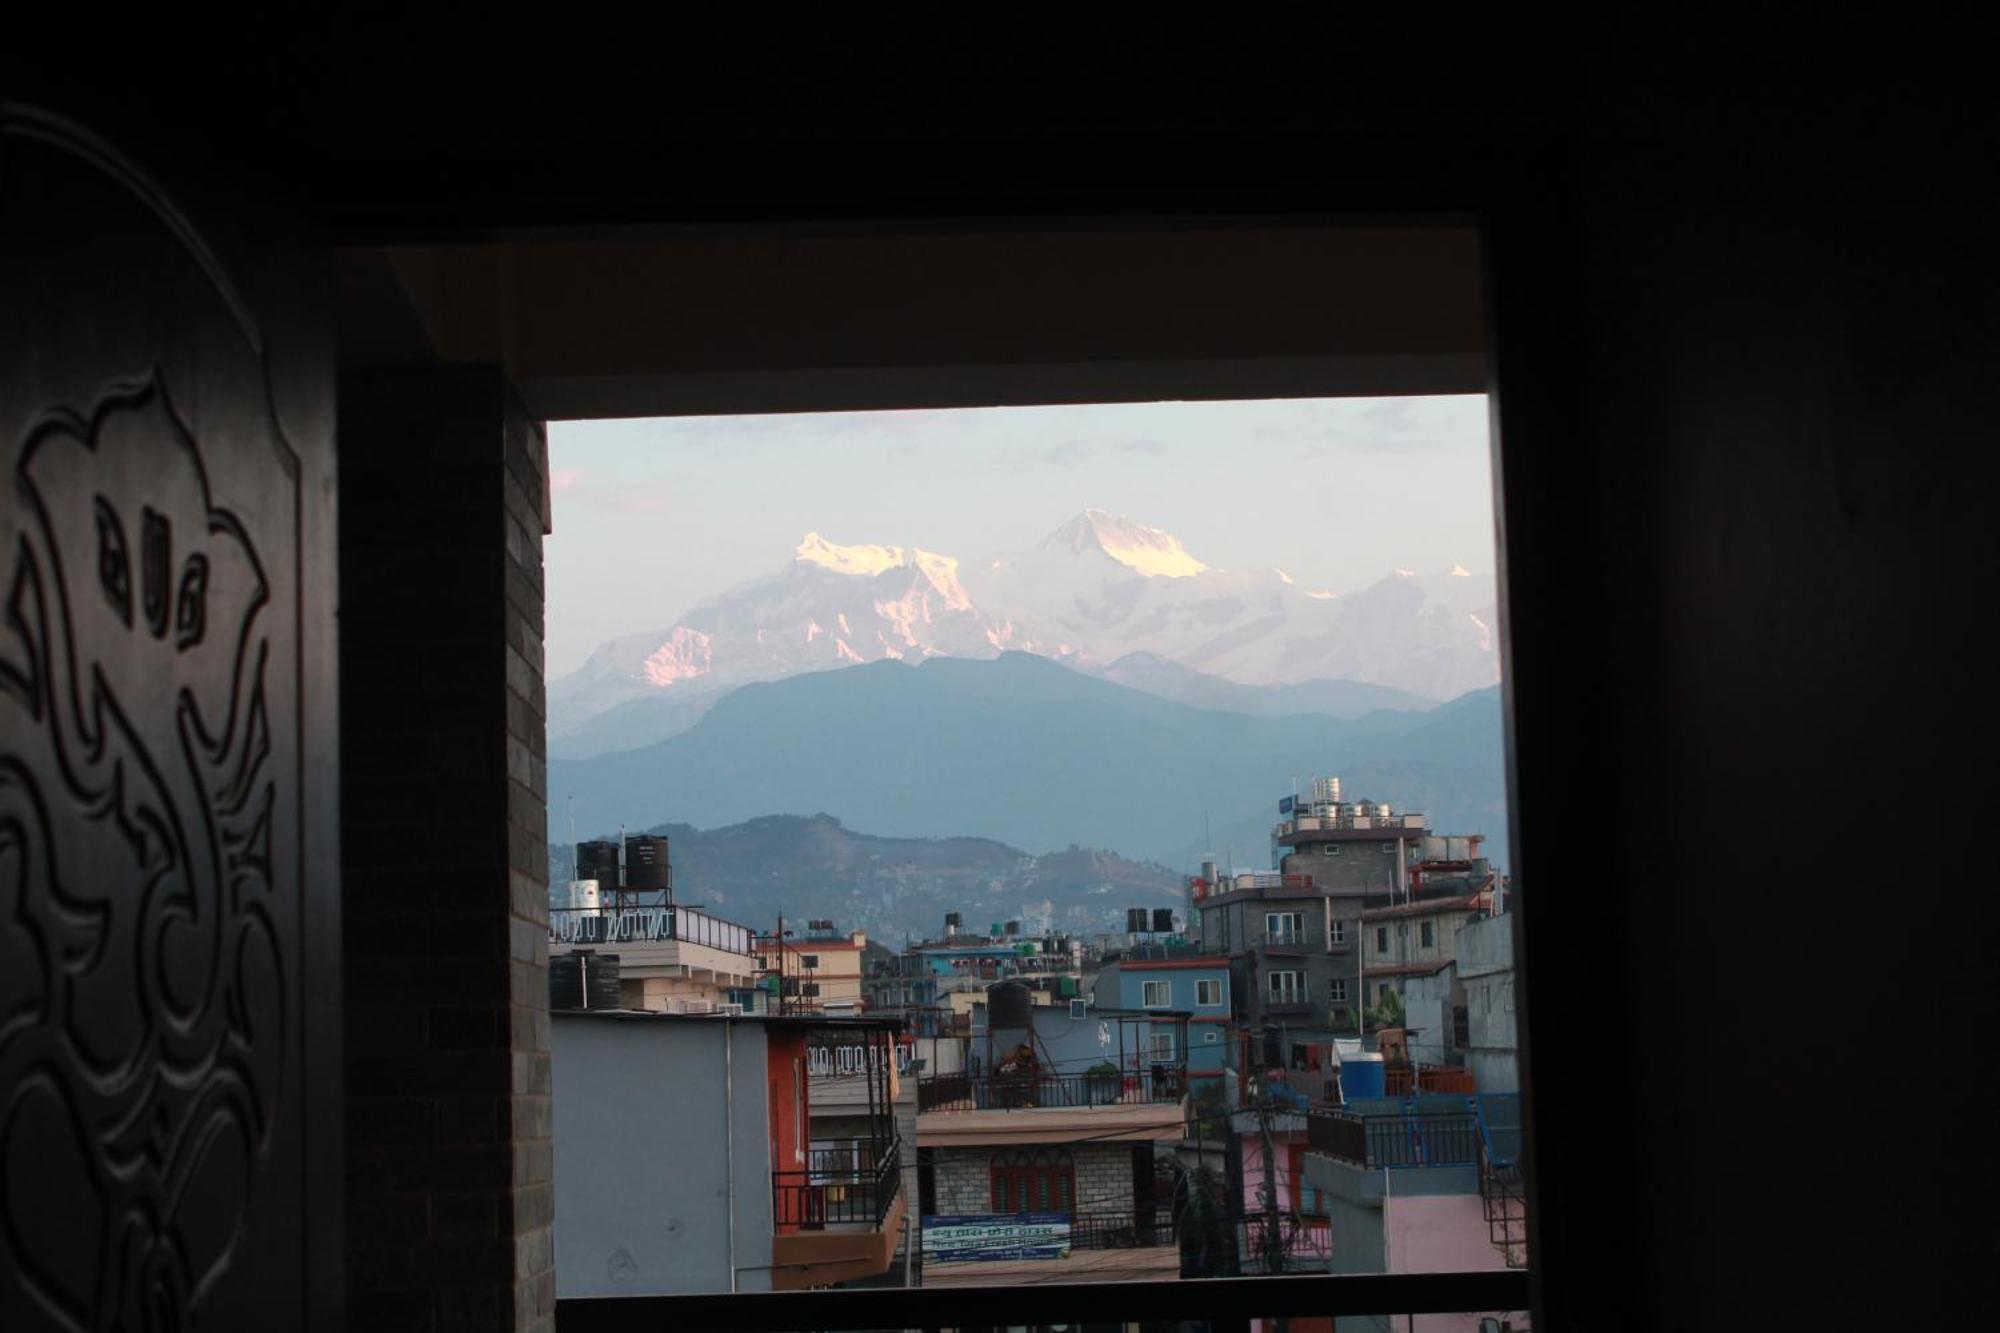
[[1256, 1093, 1285, 1276]]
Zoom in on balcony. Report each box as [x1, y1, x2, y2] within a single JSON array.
[[1306, 1109, 1482, 1168], [1261, 931, 1309, 957], [773, 1138, 901, 1230], [918, 1066, 1187, 1113], [770, 1137, 906, 1290], [1069, 1203, 1179, 1250]]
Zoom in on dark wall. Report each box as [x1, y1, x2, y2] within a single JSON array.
[[339, 366, 554, 1332]]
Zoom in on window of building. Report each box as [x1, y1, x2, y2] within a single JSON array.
[[1204, 1029, 1220, 1043], [1375, 926, 1389, 952], [1421, 921, 1435, 948], [1329, 978, 1348, 1002], [1150, 1031, 1176, 1060], [1265, 911, 1302, 944], [1196, 978, 1223, 1006], [1267, 970, 1306, 1004], [1382, 842, 1396, 854], [1321, 844, 1341, 856], [991, 1148, 1074, 1214], [1330, 919, 1347, 945], [1142, 979, 1171, 1008], [801, 954, 820, 969]]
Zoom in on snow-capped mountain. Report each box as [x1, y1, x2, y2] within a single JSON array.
[[548, 511, 1500, 753]]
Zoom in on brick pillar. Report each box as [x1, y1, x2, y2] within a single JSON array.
[[340, 366, 554, 1333]]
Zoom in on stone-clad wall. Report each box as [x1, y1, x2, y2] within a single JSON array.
[[931, 1142, 1138, 1221]]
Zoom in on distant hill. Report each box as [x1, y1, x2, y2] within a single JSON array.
[[1093, 651, 1437, 719], [550, 652, 1508, 872], [548, 814, 1185, 942]]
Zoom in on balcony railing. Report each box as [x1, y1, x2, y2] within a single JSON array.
[[772, 1138, 901, 1230], [548, 904, 754, 955], [1384, 1064, 1478, 1096], [918, 1066, 1187, 1113], [1069, 1204, 1179, 1250], [1307, 1110, 1481, 1168]]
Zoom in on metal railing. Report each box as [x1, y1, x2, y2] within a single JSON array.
[[1068, 1204, 1179, 1250], [1307, 1110, 1481, 1167], [1385, 1064, 1478, 1096], [771, 1138, 901, 1230], [917, 1066, 1187, 1113], [548, 904, 754, 955]]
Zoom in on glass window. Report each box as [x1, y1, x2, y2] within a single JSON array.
[[1267, 971, 1305, 1003], [1330, 920, 1347, 945], [1375, 927, 1389, 952], [1196, 978, 1223, 1006], [1329, 978, 1348, 1002], [1421, 921, 1435, 948], [1142, 979, 1171, 1007]]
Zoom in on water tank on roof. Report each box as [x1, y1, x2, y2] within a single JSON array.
[[987, 980, 1034, 1030], [576, 840, 620, 890], [549, 950, 623, 1011], [568, 879, 601, 912], [945, 911, 963, 928], [624, 835, 671, 892], [1005, 920, 1020, 936], [1151, 908, 1174, 933], [1339, 1052, 1386, 1100]]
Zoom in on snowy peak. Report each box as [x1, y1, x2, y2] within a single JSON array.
[[794, 532, 909, 577], [1039, 508, 1208, 578], [793, 532, 971, 608]]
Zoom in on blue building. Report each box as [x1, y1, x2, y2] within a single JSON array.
[[1092, 947, 1234, 1079]]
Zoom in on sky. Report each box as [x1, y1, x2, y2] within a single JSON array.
[[544, 396, 1497, 678]]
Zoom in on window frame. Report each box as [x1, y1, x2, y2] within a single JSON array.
[[1265, 910, 1303, 944], [990, 1147, 1075, 1216], [1267, 969, 1307, 1004], [1140, 978, 1172, 1008], [1195, 977, 1224, 1007]]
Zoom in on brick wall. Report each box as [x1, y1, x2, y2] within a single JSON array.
[[341, 366, 552, 1332]]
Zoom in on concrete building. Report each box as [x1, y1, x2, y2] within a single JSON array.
[[1302, 1094, 1526, 1331], [548, 903, 759, 1013], [1092, 946, 1234, 1079], [756, 924, 868, 1014], [551, 1011, 905, 1299], [1360, 893, 1493, 1015], [1454, 912, 1519, 1095], [913, 990, 1189, 1288]]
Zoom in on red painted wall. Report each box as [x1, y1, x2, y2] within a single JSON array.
[[766, 1027, 810, 1235]]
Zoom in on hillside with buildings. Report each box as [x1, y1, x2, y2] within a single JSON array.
[[550, 814, 1184, 942]]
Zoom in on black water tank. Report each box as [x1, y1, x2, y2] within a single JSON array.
[[1152, 908, 1175, 933], [549, 950, 622, 1010], [945, 911, 963, 928], [987, 980, 1034, 1030], [625, 835, 670, 892], [577, 840, 621, 889], [1004, 920, 1020, 936], [1126, 907, 1147, 933]]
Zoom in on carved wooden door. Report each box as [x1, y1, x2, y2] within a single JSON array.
[[1, 104, 338, 1331]]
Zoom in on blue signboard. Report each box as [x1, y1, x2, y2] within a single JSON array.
[[921, 1212, 1070, 1261]]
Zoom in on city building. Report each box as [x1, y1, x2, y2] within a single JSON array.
[[551, 1010, 905, 1297], [548, 901, 760, 1013], [913, 983, 1191, 1288], [1454, 912, 1519, 1095], [1092, 944, 1234, 1079], [756, 921, 868, 1014], [1360, 891, 1493, 1015], [1302, 1094, 1527, 1330]]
